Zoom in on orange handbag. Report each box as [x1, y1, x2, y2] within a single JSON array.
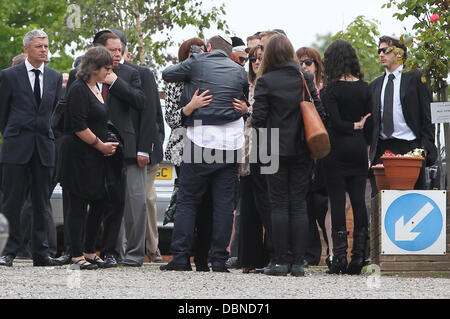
[[299, 72, 330, 159]]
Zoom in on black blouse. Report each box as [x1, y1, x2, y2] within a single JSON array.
[[321, 80, 373, 177], [65, 79, 108, 141]]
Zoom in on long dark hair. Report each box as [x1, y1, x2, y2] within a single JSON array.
[[323, 39, 363, 85]]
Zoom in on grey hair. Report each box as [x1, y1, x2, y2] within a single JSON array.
[[23, 30, 48, 47]]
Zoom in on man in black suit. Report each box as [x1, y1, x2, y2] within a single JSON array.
[[369, 35, 437, 194], [106, 29, 162, 266], [0, 30, 62, 267]]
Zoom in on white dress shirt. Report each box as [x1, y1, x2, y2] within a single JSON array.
[[380, 65, 416, 141], [187, 118, 245, 151], [25, 58, 44, 98]]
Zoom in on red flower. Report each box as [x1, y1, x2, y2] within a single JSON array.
[[383, 150, 397, 157], [430, 14, 440, 22]]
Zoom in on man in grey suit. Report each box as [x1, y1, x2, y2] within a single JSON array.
[[0, 30, 62, 267]]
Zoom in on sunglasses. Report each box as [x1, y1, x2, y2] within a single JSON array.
[[378, 47, 394, 55], [249, 56, 263, 63], [239, 56, 249, 64], [190, 45, 206, 54], [299, 58, 315, 66]]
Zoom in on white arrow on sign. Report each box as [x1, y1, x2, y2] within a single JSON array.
[[395, 202, 434, 241]]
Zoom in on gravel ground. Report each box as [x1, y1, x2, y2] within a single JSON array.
[[0, 260, 448, 299]]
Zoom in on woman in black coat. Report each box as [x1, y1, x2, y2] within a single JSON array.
[[321, 39, 373, 275], [251, 34, 314, 277], [61, 47, 119, 270]]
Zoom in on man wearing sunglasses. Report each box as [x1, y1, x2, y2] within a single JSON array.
[[369, 35, 437, 194], [231, 36, 249, 67]]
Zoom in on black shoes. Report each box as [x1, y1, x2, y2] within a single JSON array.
[[0, 255, 14, 267], [70, 258, 98, 270], [347, 228, 369, 275], [224, 257, 239, 269], [263, 263, 289, 276], [290, 264, 305, 277], [53, 254, 72, 266], [326, 255, 348, 274], [160, 262, 192, 271], [33, 256, 60, 267], [195, 263, 210, 272], [101, 255, 118, 268]]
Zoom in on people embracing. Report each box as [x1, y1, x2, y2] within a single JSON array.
[[160, 34, 248, 272], [321, 39, 373, 275], [163, 37, 215, 271]]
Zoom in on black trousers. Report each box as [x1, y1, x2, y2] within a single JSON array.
[[1, 149, 52, 260], [326, 175, 368, 234], [18, 188, 57, 258], [371, 138, 426, 197], [266, 155, 311, 265], [66, 190, 106, 258], [238, 162, 272, 268], [170, 158, 238, 268]]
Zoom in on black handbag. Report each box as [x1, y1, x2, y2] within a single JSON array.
[[163, 178, 178, 225], [51, 99, 66, 138]]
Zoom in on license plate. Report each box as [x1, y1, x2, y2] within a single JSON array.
[[156, 165, 173, 180]]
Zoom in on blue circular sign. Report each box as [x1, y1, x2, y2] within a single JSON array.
[[385, 193, 443, 251]]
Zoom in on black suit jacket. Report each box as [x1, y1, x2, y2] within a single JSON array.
[[124, 61, 164, 164], [369, 70, 437, 166], [0, 63, 62, 167], [67, 63, 146, 160]]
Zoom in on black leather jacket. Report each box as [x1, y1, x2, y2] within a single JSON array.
[[162, 50, 248, 126]]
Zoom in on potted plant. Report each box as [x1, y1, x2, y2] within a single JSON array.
[[381, 149, 425, 190], [372, 163, 390, 190]]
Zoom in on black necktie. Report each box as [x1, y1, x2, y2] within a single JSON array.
[[383, 73, 395, 138], [32, 69, 41, 106]]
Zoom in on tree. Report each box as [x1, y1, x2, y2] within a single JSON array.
[[331, 15, 384, 82], [311, 32, 333, 56], [0, 0, 70, 71], [0, 0, 229, 74], [383, 0, 449, 189]]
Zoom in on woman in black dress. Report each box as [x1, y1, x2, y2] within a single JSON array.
[[61, 47, 119, 270], [321, 39, 373, 275]]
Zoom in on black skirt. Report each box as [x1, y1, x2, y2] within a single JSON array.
[[59, 134, 106, 201]]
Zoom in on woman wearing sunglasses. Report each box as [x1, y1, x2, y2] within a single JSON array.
[[296, 47, 324, 95], [296, 47, 352, 269], [237, 44, 273, 274]]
